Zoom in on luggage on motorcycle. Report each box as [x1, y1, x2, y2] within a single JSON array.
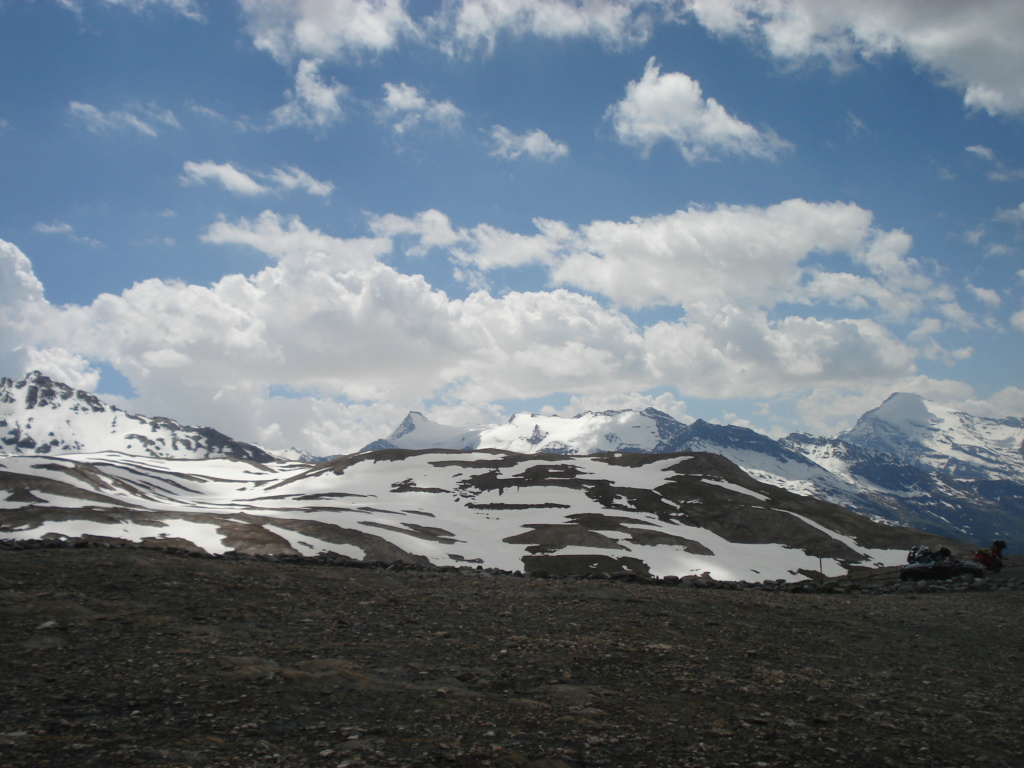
[[973, 540, 1006, 572]]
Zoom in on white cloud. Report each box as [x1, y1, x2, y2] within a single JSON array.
[[378, 82, 463, 135], [68, 101, 180, 137], [234, 1, 1024, 119], [0, 240, 60, 378], [969, 284, 1001, 308], [33, 221, 75, 236], [547, 200, 930, 318], [270, 59, 348, 131], [606, 57, 792, 162], [181, 161, 270, 196], [267, 165, 335, 197], [956, 386, 1024, 420], [57, 0, 203, 20], [489, 125, 569, 161], [967, 145, 996, 163], [189, 102, 229, 121], [555, 391, 693, 424], [370, 200, 953, 322], [369, 209, 464, 256], [369, 210, 566, 269], [430, 0, 660, 56], [239, 0, 417, 63], [0, 199, 974, 453], [201, 210, 389, 270], [33, 220, 103, 248], [238, 0, 668, 62], [995, 202, 1024, 223], [967, 144, 1024, 181], [24, 347, 101, 392], [181, 161, 333, 197], [101, 0, 203, 20], [1013, 308, 1024, 333], [686, 0, 1024, 116]]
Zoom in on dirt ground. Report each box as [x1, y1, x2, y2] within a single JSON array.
[[1, 545, 1022, 768]]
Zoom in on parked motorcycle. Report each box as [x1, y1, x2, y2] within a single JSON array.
[[899, 544, 986, 581]]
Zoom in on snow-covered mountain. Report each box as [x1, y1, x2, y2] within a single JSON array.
[[0, 372, 274, 462], [3, 372, 1020, 548], [369, 397, 1024, 543], [784, 393, 1024, 545], [0, 448, 958, 582]]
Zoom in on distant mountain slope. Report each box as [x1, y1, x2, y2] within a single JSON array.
[[368, 397, 1024, 544], [0, 448, 961, 582], [0, 372, 275, 462], [785, 393, 1024, 545], [3, 372, 1020, 545]]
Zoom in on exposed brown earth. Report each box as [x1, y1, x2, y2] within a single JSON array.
[[1, 545, 1022, 768]]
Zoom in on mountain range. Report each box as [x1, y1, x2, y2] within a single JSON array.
[[367, 396, 1024, 544], [1, 371, 1020, 571], [0, 372, 274, 462]]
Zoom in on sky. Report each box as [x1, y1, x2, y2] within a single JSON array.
[[1, 0, 1023, 456]]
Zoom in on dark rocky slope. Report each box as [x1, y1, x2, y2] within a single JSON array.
[[2, 546, 1021, 768]]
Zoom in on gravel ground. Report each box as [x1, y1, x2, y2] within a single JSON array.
[[1, 545, 1022, 768]]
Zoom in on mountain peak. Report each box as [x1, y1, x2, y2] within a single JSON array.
[[1, 371, 274, 462], [391, 411, 430, 440], [873, 392, 933, 424], [2, 370, 106, 414]]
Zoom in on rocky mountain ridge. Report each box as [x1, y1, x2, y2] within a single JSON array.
[[2, 445, 961, 582], [2, 371, 1021, 544], [0, 371, 274, 462], [369, 396, 1024, 543]]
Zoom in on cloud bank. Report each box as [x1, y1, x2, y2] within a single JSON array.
[[235, 1, 1024, 116], [3, 195, 1006, 453]]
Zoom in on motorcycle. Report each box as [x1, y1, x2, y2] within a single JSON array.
[[899, 544, 986, 581], [899, 558, 986, 581]]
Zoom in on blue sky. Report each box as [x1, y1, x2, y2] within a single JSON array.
[[1, 0, 1023, 455]]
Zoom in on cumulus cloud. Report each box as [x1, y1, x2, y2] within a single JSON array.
[[686, 0, 1024, 116], [202, 211, 389, 270], [239, 0, 417, 63], [238, 0, 668, 61], [68, 101, 180, 137], [995, 202, 1024, 224], [420, 199, 935, 323], [606, 58, 792, 162], [181, 161, 333, 197], [270, 59, 348, 131], [378, 83, 463, 135], [429, 0, 661, 56], [0, 239, 60, 378], [0, 198, 984, 454], [369, 209, 464, 256], [369, 210, 566, 270], [234, 1, 1024, 119], [489, 125, 569, 161]]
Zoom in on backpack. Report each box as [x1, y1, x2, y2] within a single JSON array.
[[907, 545, 932, 564]]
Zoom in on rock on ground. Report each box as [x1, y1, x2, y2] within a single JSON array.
[[1, 546, 1021, 768]]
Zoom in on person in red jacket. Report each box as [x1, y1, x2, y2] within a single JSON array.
[[973, 540, 1007, 571]]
